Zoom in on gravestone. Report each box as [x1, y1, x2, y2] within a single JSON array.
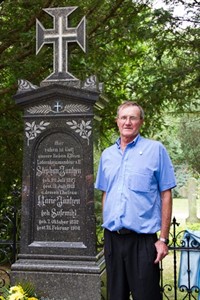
[[11, 7, 105, 300], [179, 177, 200, 223]]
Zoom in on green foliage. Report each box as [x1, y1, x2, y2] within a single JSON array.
[[1, 281, 40, 300], [0, 0, 199, 201], [94, 188, 104, 250], [178, 115, 200, 174]]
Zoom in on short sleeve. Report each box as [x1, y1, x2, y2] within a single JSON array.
[[95, 154, 107, 192]]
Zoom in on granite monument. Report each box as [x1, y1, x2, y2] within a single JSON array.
[[11, 7, 105, 300]]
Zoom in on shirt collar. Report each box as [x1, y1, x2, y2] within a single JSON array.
[[116, 134, 140, 149]]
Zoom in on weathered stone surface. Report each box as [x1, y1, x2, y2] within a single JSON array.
[[12, 257, 105, 300]]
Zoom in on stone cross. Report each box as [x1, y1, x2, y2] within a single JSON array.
[[36, 7, 86, 82]]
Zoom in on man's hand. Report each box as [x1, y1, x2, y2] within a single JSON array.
[[154, 240, 169, 264]]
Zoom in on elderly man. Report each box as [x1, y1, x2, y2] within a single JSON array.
[[95, 101, 176, 300]]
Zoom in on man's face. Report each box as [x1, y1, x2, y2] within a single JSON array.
[[116, 105, 143, 140]]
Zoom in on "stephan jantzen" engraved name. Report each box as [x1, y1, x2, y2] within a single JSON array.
[[36, 166, 81, 177]]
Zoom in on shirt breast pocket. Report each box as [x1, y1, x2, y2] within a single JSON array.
[[128, 173, 152, 193]]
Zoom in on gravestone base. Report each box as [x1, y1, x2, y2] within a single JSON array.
[[11, 256, 104, 300], [186, 216, 200, 223]]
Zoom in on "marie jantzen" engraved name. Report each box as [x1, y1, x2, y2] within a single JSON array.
[[37, 195, 80, 207]]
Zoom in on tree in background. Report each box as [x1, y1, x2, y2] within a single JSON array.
[[0, 0, 199, 202], [179, 114, 200, 175]]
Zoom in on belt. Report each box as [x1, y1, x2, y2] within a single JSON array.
[[116, 228, 133, 235]]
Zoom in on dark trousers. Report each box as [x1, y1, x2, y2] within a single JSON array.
[[104, 229, 162, 300]]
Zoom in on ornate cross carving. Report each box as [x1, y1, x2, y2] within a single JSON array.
[[53, 101, 63, 112], [36, 7, 86, 82]]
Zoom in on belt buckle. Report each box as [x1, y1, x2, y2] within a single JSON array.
[[116, 228, 132, 235]]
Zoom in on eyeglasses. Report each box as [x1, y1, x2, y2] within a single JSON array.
[[118, 116, 141, 122]]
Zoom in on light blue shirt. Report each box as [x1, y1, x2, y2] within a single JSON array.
[[95, 135, 176, 233]]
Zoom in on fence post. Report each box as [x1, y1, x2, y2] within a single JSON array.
[[171, 217, 180, 300]]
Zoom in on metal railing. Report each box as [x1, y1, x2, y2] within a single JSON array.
[[160, 217, 200, 300]]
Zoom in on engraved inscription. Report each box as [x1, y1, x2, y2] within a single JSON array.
[[33, 133, 84, 242]]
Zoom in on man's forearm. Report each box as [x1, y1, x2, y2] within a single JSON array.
[[102, 191, 106, 211], [160, 189, 172, 239]]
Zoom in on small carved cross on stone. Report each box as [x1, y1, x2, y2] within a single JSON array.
[[53, 101, 63, 112], [36, 7, 86, 82]]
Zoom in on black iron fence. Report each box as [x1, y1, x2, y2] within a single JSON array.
[[0, 194, 199, 300], [161, 218, 200, 300]]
